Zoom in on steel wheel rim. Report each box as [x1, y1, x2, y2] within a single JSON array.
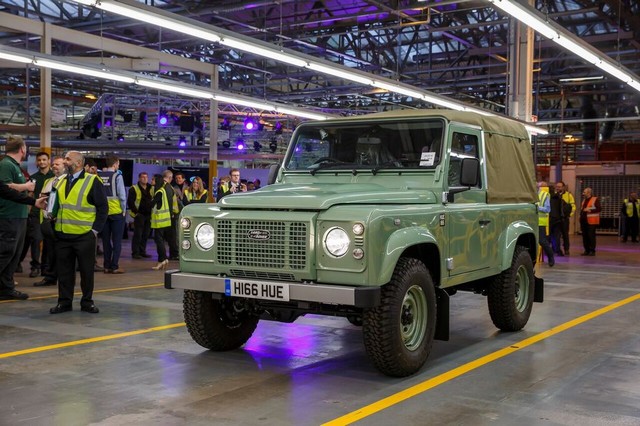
[[400, 284, 428, 351], [514, 264, 530, 312]]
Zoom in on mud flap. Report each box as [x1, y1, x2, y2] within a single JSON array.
[[534, 276, 544, 303]]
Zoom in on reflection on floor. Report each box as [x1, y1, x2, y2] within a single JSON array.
[[1, 235, 638, 425]]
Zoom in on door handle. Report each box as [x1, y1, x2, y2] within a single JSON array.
[[479, 220, 491, 226]]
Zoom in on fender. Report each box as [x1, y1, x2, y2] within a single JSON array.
[[377, 226, 439, 285], [497, 220, 536, 271]]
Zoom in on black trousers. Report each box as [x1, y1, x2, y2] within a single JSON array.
[[581, 220, 597, 253], [131, 213, 151, 256], [623, 216, 639, 241], [0, 218, 26, 294], [153, 226, 171, 262], [539, 226, 554, 262], [168, 216, 179, 258], [19, 214, 44, 269], [561, 217, 571, 252], [41, 226, 58, 282], [549, 220, 563, 254], [56, 232, 97, 306]]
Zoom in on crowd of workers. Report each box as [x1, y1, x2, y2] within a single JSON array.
[[0, 136, 263, 312], [537, 181, 639, 265], [1, 135, 638, 310]]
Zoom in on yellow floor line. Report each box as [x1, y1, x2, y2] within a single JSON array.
[[0, 283, 164, 303], [323, 292, 640, 426], [0, 322, 185, 359]]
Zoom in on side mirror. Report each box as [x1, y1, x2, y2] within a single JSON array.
[[459, 157, 480, 187], [267, 163, 280, 185], [447, 157, 480, 202]]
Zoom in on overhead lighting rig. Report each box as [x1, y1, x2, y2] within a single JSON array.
[[0, 45, 332, 122], [66, 0, 548, 135]]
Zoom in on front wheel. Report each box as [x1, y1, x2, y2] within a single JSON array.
[[487, 246, 535, 331], [362, 257, 436, 377], [183, 290, 259, 351]]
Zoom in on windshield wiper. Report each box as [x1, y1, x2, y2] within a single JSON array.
[[309, 158, 353, 175], [372, 161, 403, 175]]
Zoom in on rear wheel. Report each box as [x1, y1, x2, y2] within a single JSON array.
[[183, 290, 259, 351], [363, 258, 436, 377], [487, 246, 535, 331]]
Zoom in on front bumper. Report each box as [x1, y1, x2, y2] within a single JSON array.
[[165, 269, 380, 308]]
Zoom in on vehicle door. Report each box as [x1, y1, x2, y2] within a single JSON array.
[[446, 126, 497, 276]]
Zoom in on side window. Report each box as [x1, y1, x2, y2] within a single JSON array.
[[448, 132, 480, 187]]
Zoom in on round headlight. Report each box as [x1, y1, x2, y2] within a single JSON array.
[[352, 222, 365, 236], [195, 223, 215, 250], [182, 240, 191, 250], [324, 227, 350, 257], [180, 217, 191, 229]]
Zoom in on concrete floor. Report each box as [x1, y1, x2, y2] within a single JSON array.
[[1, 235, 639, 426]]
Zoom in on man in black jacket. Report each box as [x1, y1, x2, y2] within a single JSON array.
[[549, 186, 567, 256], [128, 171, 153, 258]]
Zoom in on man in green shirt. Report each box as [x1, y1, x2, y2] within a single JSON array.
[[19, 151, 53, 277], [0, 135, 30, 300]]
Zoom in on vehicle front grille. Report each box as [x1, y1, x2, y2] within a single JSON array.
[[217, 220, 307, 270], [229, 269, 296, 282]]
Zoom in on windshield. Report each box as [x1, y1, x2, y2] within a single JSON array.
[[285, 118, 444, 172]]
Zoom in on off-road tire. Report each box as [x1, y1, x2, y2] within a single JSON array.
[[362, 257, 436, 377], [487, 246, 535, 331], [183, 290, 259, 351]]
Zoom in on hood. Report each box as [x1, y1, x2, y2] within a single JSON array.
[[218, 183, 438, 210]]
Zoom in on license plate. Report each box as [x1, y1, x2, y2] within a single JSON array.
[[225, 279, 290, 301]]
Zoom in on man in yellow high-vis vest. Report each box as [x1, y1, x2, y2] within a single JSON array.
[[49, 151, 108, 314], [537, 181, 555, 267], [620, 191, 639, 243]]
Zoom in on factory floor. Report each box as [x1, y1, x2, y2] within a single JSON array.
[[1, 235, 639, 426]]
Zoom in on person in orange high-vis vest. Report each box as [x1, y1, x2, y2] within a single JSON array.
[[579, 187, 601, 256]]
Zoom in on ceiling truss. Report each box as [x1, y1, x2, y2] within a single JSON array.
[[0, 0, 637, 139]]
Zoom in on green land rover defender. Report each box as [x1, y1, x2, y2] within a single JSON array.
[[165, 110, 543, 377]]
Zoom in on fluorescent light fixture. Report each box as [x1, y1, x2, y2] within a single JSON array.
[[554, 36, 599, 65], [0, 51, 32, 63], [628, 80, 640, 91], [422, 94, 466, 111], [470, 109, 496, 117], [137, 78, 213, 98], [487, 0, 557, 39], [559, 76, 604, 83], [307, 62, 373, 85], [213, 95, 273, 111], [35, 58, 135, 83], [211, 95, 330, 120], [488, 0, 640, 93], [596, 61, 632, 83], [221, 38, 307, 67], [372, 81, 424, 99], [524, 124, 548, 136], [94, 1, 221, 43], [275, 107, 329, 121]]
